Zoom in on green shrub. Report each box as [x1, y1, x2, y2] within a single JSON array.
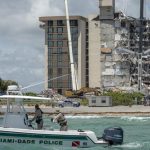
[[103, 91, 144, 106]]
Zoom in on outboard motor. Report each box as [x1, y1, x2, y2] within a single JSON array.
[[102, 127, 123, 145]]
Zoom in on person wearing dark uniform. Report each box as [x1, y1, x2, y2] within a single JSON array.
[[31, 104, 43, 130], [53, 110, 68, 131]]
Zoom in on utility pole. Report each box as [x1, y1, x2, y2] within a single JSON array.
[[138, 0, 144, 92]]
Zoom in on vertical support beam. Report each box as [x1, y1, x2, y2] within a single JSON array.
[[138, 0, 144, 92], [64, 0, 77, 91]]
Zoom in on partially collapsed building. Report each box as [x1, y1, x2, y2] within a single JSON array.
[[99, 0, 150, 93], [39, 0, 150, 94]]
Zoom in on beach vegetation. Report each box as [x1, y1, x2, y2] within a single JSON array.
[[103, 91, 144, 106], [0, 78, 18, 93], [80, 98, 88, 106], [24, 92, 37, 96]]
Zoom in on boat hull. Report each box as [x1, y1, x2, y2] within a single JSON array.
[[0, 127, 107, 148]]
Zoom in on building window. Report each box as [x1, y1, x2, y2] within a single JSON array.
[[102, 100, 106, 103], [48, 48, 53, 55], [48, 81, 53, 88], [57, 68, 62, 75], [57, 34, 63, 40], [48, 27, 53, 33], [57, 41, 63, 47], [48, 34, 53, 40], [57, 80, 62, 88], [48, 68, 53, 76], [57, 20, 65, 26], [57, 55, 62, 62], [57, 48, 62, 54], [70, 20, 78, 26], [57, 27, 63, 33], [92, 99, 96, 103], [71, 27, 78, 34], [48, 21, 53, 26], [48, 41, 54, 47]]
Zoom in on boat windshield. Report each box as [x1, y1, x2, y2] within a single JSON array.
[[7, 99, 25, 113]]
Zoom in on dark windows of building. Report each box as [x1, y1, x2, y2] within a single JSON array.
[[48, 81, 53, 88], [70, 20, 78, 26], [86, 35, 88, 41], [86, 76, 89, 83], [92, 99, 96, 103], [48, 27, 54, 33], [57, 55, 62, 62], [48, 48, 53, 55], [48, 21, 53, 26], [86, 56, 89, 61], [48, 41, 54, 47], [57, 27, 63, 33], [86, 62, 89, 68], [86, 82, 89, 87], [86, 42, 88, 49], [86, 28, 88, 33], [57, 68, 62, 75], [57, 41, 63, 47], [71, 27, 78, 34], [72, 34, 78, 41], [72, 41, 78, 48], [48, 34, 53, 40], [86, 22, 88, 28], [86, 69, 89, 75], [57, 34, 63, 40], [48, 68, 53, 76], [57, 20, 65, 26], [68, 75, 72, 88], [57, 81, 63, 88], [57, 48, 62, 54], [102, 100, 106, 103]]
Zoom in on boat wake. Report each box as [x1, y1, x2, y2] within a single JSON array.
[[113, 142, 142, 149]]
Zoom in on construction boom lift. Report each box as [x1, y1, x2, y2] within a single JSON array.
[[64, 0, 103, 98]]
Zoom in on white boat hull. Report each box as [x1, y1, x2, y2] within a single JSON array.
[[0, 127, 107, 148]]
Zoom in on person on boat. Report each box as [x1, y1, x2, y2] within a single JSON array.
[[30, 104, 43, 130], [52, 110, 68, 131]]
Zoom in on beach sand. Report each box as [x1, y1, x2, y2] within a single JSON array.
[[1, 105, 150, 116], [24, 105, 150, 116]]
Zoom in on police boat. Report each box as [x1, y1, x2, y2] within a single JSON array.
[[0, 85, 124, 148]]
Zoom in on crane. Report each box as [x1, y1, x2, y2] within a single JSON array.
[[64, 0, 78, 91]]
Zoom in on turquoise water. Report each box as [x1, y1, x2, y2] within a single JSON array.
[[1, 115, 150, 150]]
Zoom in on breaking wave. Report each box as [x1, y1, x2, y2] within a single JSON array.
[[120, 116, 150, 122], [66, 115, 104, 119]]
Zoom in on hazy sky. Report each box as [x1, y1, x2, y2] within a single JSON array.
[[0, 0, 149, 92]]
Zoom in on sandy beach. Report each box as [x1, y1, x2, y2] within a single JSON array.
[[1, 105, 150, 116], [24, 105, 150, 116]]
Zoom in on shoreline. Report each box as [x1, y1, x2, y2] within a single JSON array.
[[1, 105, 150, 116]]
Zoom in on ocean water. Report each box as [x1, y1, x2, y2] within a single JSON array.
[[0, 115, 150, 150]]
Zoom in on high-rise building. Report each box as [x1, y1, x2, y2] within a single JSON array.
[[39, 0, 150, 94], [39, 16, 88, 94]]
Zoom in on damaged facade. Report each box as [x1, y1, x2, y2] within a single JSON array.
[[39, 0, 150, 94], [99, 0, 150, 92]]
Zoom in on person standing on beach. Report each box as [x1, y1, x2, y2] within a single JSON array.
[[52, 110, 68, 131], [30, 104, 43, 130]]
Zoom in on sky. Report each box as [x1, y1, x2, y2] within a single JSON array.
[[0, 0, 149, 92]]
